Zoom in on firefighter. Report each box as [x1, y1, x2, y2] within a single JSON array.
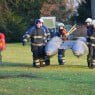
[[57, 23, 68, 65], [39, 19, 51, 66], [85, 18, 93, 68], [22, 19, 48, 68], [89, 20, 95, 68], [39, 18, 51, 42]]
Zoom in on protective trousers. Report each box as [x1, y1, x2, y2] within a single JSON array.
[[91, 45, 95, 67], [87, 44, 95, 68], [32, 46, 45, 67], [44, 55, 50, 66], [58, 49, 65, 65]]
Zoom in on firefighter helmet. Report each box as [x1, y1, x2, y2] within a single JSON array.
[[92, 20, 95, 28], [57, 23, 64, 27], [85, 18, 92, 24], [39, 19, 44, 23]]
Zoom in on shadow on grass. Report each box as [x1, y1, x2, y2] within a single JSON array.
[[0, 62, 88, 69], [62, 64, 87, 69], [49, 64, 88, 69], [0, 73, 41, 79], [0, 62, 32, 68]]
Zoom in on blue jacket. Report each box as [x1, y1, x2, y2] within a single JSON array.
[[87, 26, 93, 36], [23, 25, 49, 45], [42, 25, 51, 42], [86, 26, 93, 43]]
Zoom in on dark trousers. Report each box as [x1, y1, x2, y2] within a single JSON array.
[[87, 44, 95, 68], [91, 46, 95, 66], [31, 45, 45, 66], [44, 55, 50, 65], [87, 44, 92, 67]]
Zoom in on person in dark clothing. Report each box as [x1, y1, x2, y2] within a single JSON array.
[[39, 19, 51, 66], [89, 20, 95, 68], [85, 18, 94, 68], [22, 19, 48, 68]]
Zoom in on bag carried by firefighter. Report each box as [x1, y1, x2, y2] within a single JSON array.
[[0, 33, 5, 51]]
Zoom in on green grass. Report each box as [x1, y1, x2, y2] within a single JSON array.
[[0, 43, 95, 95]]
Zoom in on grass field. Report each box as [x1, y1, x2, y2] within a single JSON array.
[[0, 43, 95, 95]]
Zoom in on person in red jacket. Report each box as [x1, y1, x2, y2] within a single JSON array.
[[0, 33, 5, 64]]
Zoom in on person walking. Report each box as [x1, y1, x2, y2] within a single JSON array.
[[22, 19, 48, 68]]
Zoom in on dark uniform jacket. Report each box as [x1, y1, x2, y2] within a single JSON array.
[[87, 26, 93, 44], [23, 26, 48, 59], [23, 26, 47, 46]]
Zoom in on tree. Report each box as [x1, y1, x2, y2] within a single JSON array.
[[41, 0, 74, 22], [0, 0, 86, 42], [41, 0, 86, 22], [0, 0, 45, 42]]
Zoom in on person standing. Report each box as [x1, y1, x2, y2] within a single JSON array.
[[39, 18, 51, 66], [57, 23, 68, 65], [89, 20, 95, 68], [0, 33, 5, 64], [22, 19, 48, 68], [85, 18, 93, 68]]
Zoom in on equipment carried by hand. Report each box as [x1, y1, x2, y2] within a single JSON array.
[[66, 24, 77, 37]]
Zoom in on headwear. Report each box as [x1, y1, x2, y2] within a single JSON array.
[[85, 18, 92, 23], [57, 23, 64, 27], [92, 20, 95, 28], [92, 20, 95, 26], [39, 19, 44, 23], [35, 19, 41, 24]]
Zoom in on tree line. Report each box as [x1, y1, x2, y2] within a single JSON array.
[[0, 0, 91, 42]]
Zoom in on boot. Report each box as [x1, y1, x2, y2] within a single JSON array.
[[58, 49, 65, 65], [45, 56, 50, 66], [32, 59, 40, 68], [40, 59, 46, 67], [45, 59, 50, 66], [88, 60, 95, 69], [58, 58, 65, 65], [91, 60, 95, 69]]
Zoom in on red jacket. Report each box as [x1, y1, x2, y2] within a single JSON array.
[[0, 33, 5, 50]]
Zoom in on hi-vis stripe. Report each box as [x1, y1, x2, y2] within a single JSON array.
[[33, 36, 43, 39], [91, 43, 95, 47], [92, 60, 95, 63], [90, 36, 95, 39], [87, 42, 90, 45], [87, 42, 95, 46], [34, 59, 39, 63], [31, 43, 44, 46], [44, 33, 48, 37]]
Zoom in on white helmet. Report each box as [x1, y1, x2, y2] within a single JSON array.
[[92, 20, 95, 25], [92, 20, 95, 28], [85, 18, 92, 23], [57, 23, 64, 27], [39, 18, 44, 23]]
